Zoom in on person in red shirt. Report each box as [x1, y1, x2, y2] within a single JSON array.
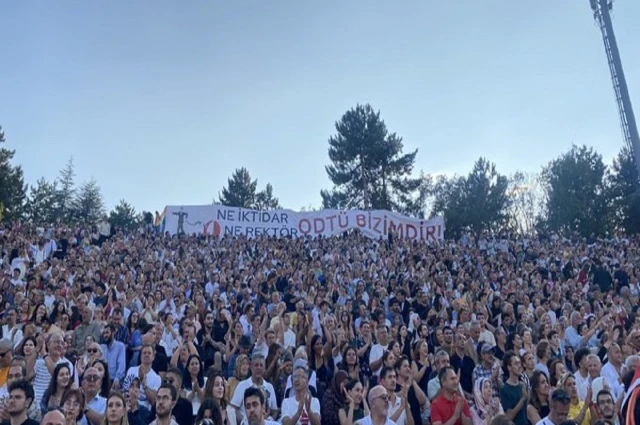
[[431, 366, 472, 425]]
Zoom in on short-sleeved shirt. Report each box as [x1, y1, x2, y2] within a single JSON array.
[[431, 393, 471, 425], [122, 366, 162, 409], [230, 377, 278, 421], [500, 381, 527, 425], [281, 395, 320, 425]]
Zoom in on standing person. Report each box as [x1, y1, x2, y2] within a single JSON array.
[[500, 352, 528, 425], [355, 385, 398, 425], [281, 363, 320, 425], [431, 367, 472, 425], [149, 385, 178, 425], [243, 387, 279, 425], [534, 389, 571, 425], [1, 381, 38, 425], [103, 393, 128, 425]]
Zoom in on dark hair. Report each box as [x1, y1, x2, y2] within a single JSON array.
[[243, 387, 264, 407], [529, 371, 549, 411], [61, 388, 85, 421], [380, 366, 395, 380], [574, 348, 590, 368], [19, 336, 37, 357], [42, 363, 73, 410], [158, 383, 177, 401], [502, 351, 518, 373], [596, 389, 614, 404], [438, 366, 455, 384], [183, 355, 205, 390], [8, 380, 35, 408], [393, 355, 410, 371], [91, 358, 111, 397], [195, 399, 222, 424], [204, 373, 227, 409]]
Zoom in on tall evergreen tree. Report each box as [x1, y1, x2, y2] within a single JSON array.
[[0, 127, 27, 221], [320, 104, 422, 211], [25, 177, 58, 224], [255, 183, 281, 210], [73, 179, 106, 224], [55, 157, 76, 223], [108, 199, 140, 231], [431, 158, 510, 236], [218, 167, 258, 208], [608, 146, 640, 234], [540, 145, 610, 236]]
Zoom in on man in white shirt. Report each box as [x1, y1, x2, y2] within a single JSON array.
[[243, 387, 279, 425], [356, 385, 397, 425], [122, 345, 162, 410], [1, 310, 22, 349], [231, 353, 278, 421], [601, 343, 624, 400], [370, 326, 389, 379], [281, 362, 321, 425], [281, 313, 297, 351]]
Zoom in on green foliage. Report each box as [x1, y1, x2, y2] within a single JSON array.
[[541, 145, 611, 237], [108, 199, 141, 231], [218, 167, 280, 210], [72, 179, 106, 224], [25, 177, 59, 224], [54, 157, 77, 223], [320, 104, 422, 212], [608, 147, 640, 234], [255, 183, 281, 210], [0, 127, 27, 221], [431, 158, 510, 237]]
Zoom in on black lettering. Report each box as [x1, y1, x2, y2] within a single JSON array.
[[245, 227, 254, 237], [217, 210, 227, 220], [280, 213, 288, 224]]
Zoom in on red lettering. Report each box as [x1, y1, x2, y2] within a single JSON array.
[[426, 225, 436, 241], [405, 224, 417, 240], [298, 219, 311, 235], [356, 214, 366, 228], [313, 218, 325, 234]]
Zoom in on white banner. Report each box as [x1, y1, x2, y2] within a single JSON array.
[[160, 205, 445, 241]]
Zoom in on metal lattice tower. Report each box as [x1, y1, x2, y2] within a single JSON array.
[[590, 0, 640, 177]]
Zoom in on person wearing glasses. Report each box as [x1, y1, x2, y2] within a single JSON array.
[[355, 385, 397, 425], [80, 367, 106, 425], [281, 363, 320, 425], [431, 367, 472, 425], [535, 389, 571, 425], [149, 385, 178, 425]]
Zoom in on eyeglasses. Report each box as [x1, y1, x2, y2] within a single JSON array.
[[374, 394, 390, 402], [84, 375, 101, 382], [88, 349, 100, 354], [0, 351, 10, 358]]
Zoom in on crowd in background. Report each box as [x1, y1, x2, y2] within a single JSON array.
[[1, 221, 640, 425]]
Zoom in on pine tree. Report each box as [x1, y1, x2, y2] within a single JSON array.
[[25, 177, 58, 224], [218, 167, 258, 208], [73, 179, 106, 224], [0, 127, 27, 221], [320, 104, 422, 211], [108, 199, 141, 231], [255, 183, 281, 210], [55, 157, 76, 223]]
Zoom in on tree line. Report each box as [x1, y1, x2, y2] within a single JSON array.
[[1, 103, 639, 238]]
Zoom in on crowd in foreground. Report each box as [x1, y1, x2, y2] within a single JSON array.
[[1, 221, 640, 425]]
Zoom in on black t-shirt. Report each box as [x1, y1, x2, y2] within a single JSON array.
[[396, 383, 421, 425], [212, 319, 229, 343], [150, 397, 193, 425], [2, 418, 39, 425], [284, 293, 297, 312]]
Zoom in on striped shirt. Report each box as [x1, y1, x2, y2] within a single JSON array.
[[33, 357, 73, 404]]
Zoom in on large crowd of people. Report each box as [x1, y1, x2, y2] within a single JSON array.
[[0, 221, 639, 425]]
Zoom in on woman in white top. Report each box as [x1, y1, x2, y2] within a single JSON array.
[[184, 354, 207, 416], [471, 377, 503, 425]]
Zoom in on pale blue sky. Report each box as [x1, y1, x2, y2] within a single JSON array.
[[1, 1, 638, 213]]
